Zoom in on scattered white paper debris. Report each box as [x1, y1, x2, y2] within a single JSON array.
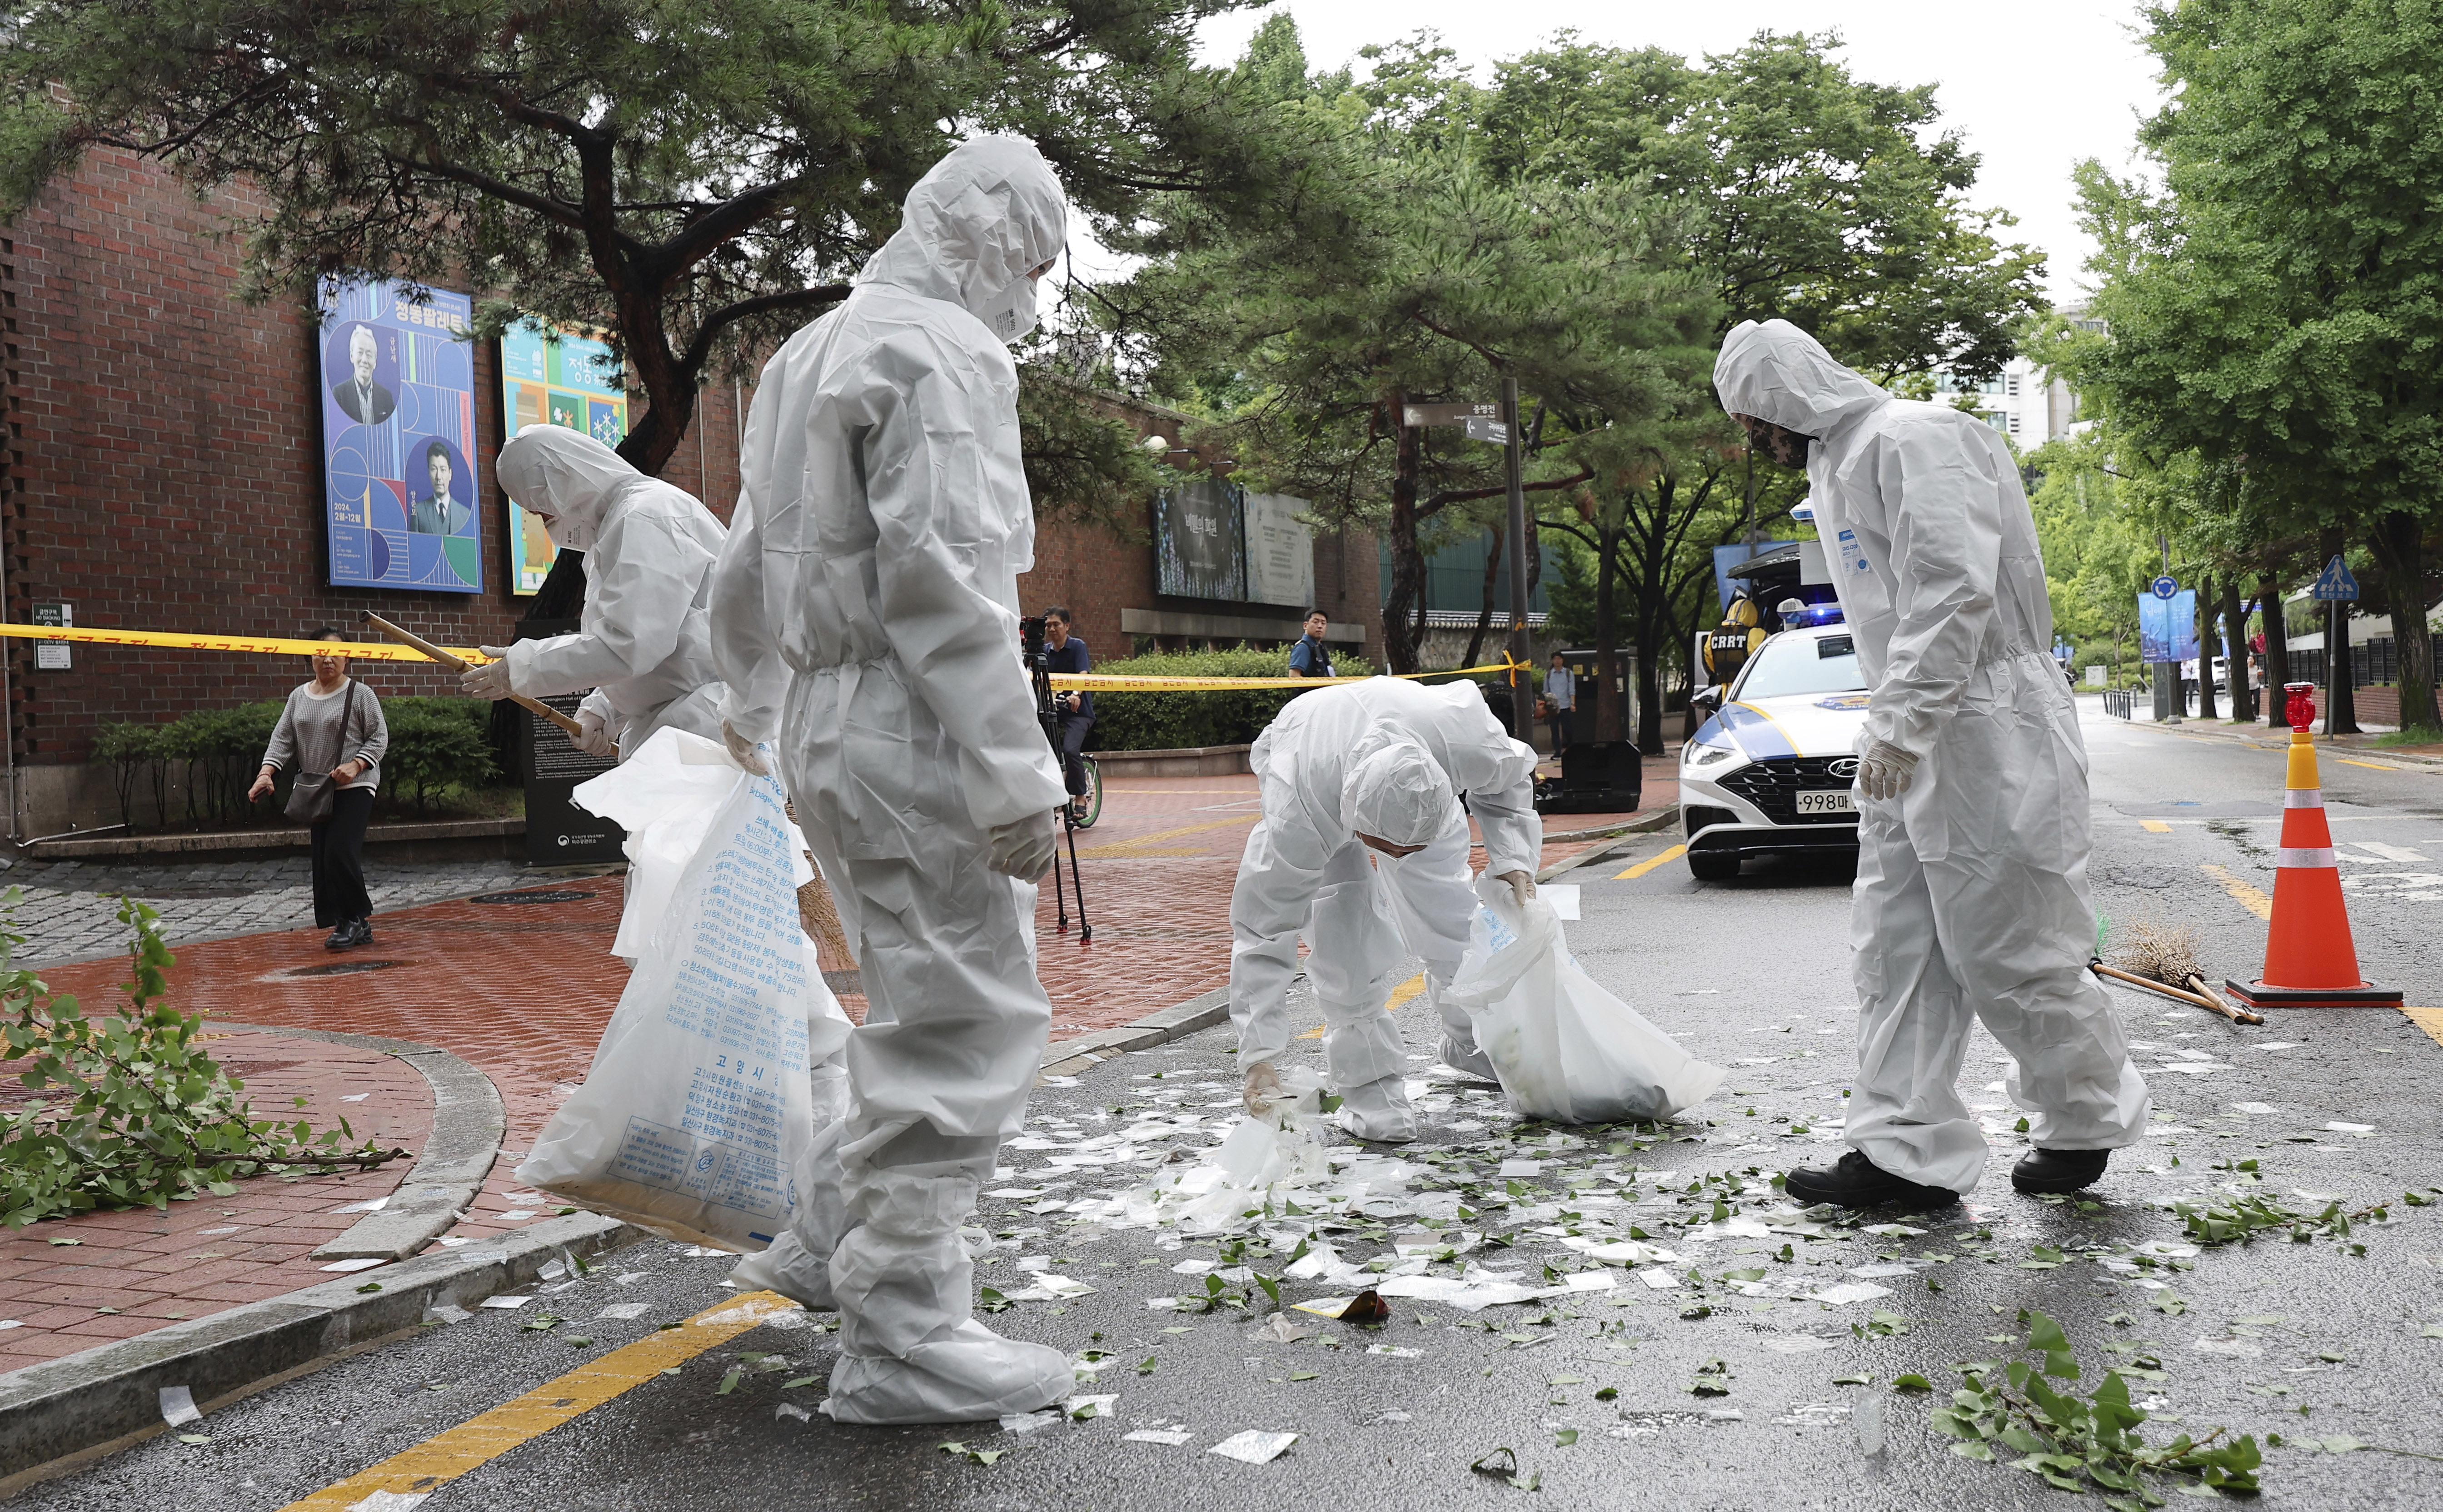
[[479, 1295, 533, 1310], [344, 1494, 432, 1512], [1067, 1393, 1120, 1419], [1126, 1428, 1194, 1446], [680, 1246, 730, 1258], [2325, 1122, 2376, 1135], [329, 1197, 390, 1215], [421, 1304, 470, 1325], [1636, 1268, 1682, 1290], [614, 1272, 650, 1285], [340, 1093, 371, 1103], [496, 1210, 540, 1222], [999, 1410, 1063, 1434], [1255, 1314, 1310, 1343], [1806, 1283, 1894, 1307], [431, 1236, 470, 1248], [319, 1258, 387, 1273], [595, 1303, 651, 1320], [159, 1386, 201, 1427], [1497, 1160, 1545, 1178], [775, 1403, 812, 1423], [2229, 1102, 2281, 1115], [1207, 1430, 1299, 1465], [1560, 1271, 1616, 1293], [1367, 1344, 1423, 1358], [0, 1321, 20, 1331], [1847, 1263, 1921, 1278], [2251, 1044, 2300, 1052]]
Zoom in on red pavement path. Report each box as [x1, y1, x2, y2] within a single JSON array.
[[0, 1029, 429, 1368]]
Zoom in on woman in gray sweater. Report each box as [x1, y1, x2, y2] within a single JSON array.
[[248, 628, 390, 949]]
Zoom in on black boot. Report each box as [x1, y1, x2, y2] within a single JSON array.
[[323, 922, 350, 951], [345, 918, 375, 949], [1784, 1150, 1959, 1211], [2012, 1147, 2109, 1195]]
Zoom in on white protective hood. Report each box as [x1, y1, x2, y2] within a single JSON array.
[[497, 424, 637, 551], [1713, 318, 1891, 440], [855, 135, 1066, 344], [1342, 740, 1456, 849]]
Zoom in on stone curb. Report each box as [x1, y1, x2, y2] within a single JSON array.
[[0, 1211, 640, 1485], [193, 1022, 512, 1264], [1032, 804, 1683, 1083], [27, 816, 524, 862]]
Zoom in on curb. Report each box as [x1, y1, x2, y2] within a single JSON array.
[[197, 1023, 512, 1264], [0, 1211, 640, 1487]]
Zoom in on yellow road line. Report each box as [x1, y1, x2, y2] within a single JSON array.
[[2139, 820, 2174, 833], [1616, 844, 1687, 880], [2338, 759, 2405, 771], [2402, 1006, 2443, 1050], [277, 1293, 798, 1511], [1076, 813, 1259, 859], [1297, 973, 1428, 1039], [2200, 863, 2274, 922]]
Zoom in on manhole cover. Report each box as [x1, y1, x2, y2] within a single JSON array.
[[282, 959, 410, 977], [471, 890, 597, 905]]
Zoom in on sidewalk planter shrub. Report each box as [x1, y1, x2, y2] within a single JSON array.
[[1084, 646, 1335, 752], [0, 890, 402, 1228], [381, 696, 498, 816]]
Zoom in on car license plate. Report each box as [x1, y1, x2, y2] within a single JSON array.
[[1796, 789, 1855, 815]]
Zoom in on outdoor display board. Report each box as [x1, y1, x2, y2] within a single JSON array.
[[501, 320, 629, 595], [1154, 478, 1248, 601], [318, 279, 482, 593], [1243, 492, 1316, 609], [2139, 589, 2201, 663]]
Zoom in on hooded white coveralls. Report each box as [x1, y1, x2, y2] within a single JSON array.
[[1231, 678, 1541, 1122], [493, 426, 729, 760], [709, 137, 1072, 1424], [1713, 319, 2149, 1194]]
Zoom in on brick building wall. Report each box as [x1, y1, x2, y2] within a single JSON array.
[[0, 145, 746, 836]]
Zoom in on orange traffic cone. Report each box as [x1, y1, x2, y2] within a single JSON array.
[[2226, 682, 2403, 1009]]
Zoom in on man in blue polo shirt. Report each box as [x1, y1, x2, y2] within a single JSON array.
[[1288, 609, 1334, 677], [1042, 606, 1094, 821]]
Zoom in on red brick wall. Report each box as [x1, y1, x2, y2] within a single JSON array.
[[0, 145, 748, 788]]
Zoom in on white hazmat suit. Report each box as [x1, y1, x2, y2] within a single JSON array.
[[1231, 678, 1541, 1141], [709, 136, 1071, 1424], [1713, 319, 2148, 1196], [477, 426, 729, 761]]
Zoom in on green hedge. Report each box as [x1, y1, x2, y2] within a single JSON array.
[[89, 694, 497, 829], [1082, 645, 1351, 752]]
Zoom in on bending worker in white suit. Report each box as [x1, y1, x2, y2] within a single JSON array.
[[708, 136, 1069, 1425], [461, 425, 728, 761], [1712, 318, 2149, 1207], [1233, 677, 1541, 1142]]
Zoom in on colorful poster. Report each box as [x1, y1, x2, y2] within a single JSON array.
[[501, 319, 629, 595], [2138, 589, 2200, 663], [319, 279, 481, 592]]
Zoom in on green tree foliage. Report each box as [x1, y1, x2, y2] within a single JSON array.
[[1, 892, 402, 1228], [0, 0, 1281, 513], [2049, 0, 2443, 733]]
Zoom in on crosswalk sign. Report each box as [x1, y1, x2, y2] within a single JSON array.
[[2310, 555, 2359, 602]]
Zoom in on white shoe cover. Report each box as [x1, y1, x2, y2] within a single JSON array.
[[823, 1319, 1070, 1425], [1336, 1072, 1419, 1143], [1436, 1032, 1498, 1081], [728, 1230, 833, 1310]]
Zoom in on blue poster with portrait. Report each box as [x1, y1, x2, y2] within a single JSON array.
[[319, 279, 482, 592]]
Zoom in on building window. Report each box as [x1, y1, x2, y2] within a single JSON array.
[[1980, 411, 2007, 429], [2006, 374, 2021, 398], [2008, 412, 2021, 434]]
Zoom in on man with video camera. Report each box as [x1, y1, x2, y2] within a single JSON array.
[[1039, 606, 1094, 823]]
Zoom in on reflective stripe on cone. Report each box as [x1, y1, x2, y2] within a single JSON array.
[[2227, 715, 2402, 1009]]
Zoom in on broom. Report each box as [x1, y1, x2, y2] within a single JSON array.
[[2090, 917, 2264, 1025]]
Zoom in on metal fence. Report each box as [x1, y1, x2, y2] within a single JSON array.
[[2103, 688, 2134, 720], [2287, 632, 2443, 691]]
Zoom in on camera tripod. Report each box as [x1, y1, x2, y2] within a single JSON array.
[[1022, 616, 1091, 942]]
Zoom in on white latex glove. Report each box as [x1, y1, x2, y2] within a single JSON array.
[[1496, 869, 1536, 907], [1856, 738, 1921, 801], [1243, 1060, 1285, 1118], [721, 717, 770, 776], [573, 708, 618, 760], [985, 809, 1060, 880], [459, 646, 514, 699]]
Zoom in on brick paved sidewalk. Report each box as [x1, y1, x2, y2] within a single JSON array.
[[0, 1028, 430, 1369]]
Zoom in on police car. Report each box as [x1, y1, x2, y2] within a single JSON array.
[[1678, 622, 1868, 880]]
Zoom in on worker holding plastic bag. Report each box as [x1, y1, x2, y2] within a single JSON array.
[[518, 738, 853, 1250], [708, 137, 1072, 1426], [1231, 677, 1541, 1144], [1445, 876, 1725, 1123]]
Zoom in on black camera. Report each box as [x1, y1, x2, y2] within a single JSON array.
[[1020, 615, 1048, 660]]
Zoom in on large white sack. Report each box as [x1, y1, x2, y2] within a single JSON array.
[[519, 764, 854, 1250], [1445, 878, 1725, 1124], [571, 727, 745, 964]]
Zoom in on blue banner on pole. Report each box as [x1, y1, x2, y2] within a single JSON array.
[[2139, 590, 2199, 663]]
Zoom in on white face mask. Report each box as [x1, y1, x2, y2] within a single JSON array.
[[971, 274, 1040, 345]]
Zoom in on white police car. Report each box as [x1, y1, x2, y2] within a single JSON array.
[[1678, 623, 1868, 880]]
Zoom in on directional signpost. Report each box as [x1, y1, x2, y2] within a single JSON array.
[[1401, 402, 1499, 428]]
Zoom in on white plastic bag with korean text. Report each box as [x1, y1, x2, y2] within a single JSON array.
[[519, 755, 853, 1250], [1445, 877, 1724, 1124]]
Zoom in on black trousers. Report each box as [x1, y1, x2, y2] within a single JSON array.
[[1057, 713, 1095, 796], [1546, 708, 1573, 754], [311, 786, 375, 927]]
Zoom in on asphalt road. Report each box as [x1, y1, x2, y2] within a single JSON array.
[[23, 703, 2443, 1511]]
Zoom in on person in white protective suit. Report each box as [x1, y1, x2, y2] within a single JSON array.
[[1231, 677, 1541, 1143], [459, 426, 728, 761], [707, 136, 1072, 1425], [1712, 319, 2149, 1206]]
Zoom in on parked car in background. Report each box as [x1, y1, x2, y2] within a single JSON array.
[[1677, 623, 1867, 881]]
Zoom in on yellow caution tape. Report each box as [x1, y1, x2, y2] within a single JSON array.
[[0, 622, 493, 663], [0, 622, 1534, 690]]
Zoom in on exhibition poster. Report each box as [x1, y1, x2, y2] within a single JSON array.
[[502, 319, 629, 595], [1154, 478, 1247, 602], [319, 279, 481, 592]]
